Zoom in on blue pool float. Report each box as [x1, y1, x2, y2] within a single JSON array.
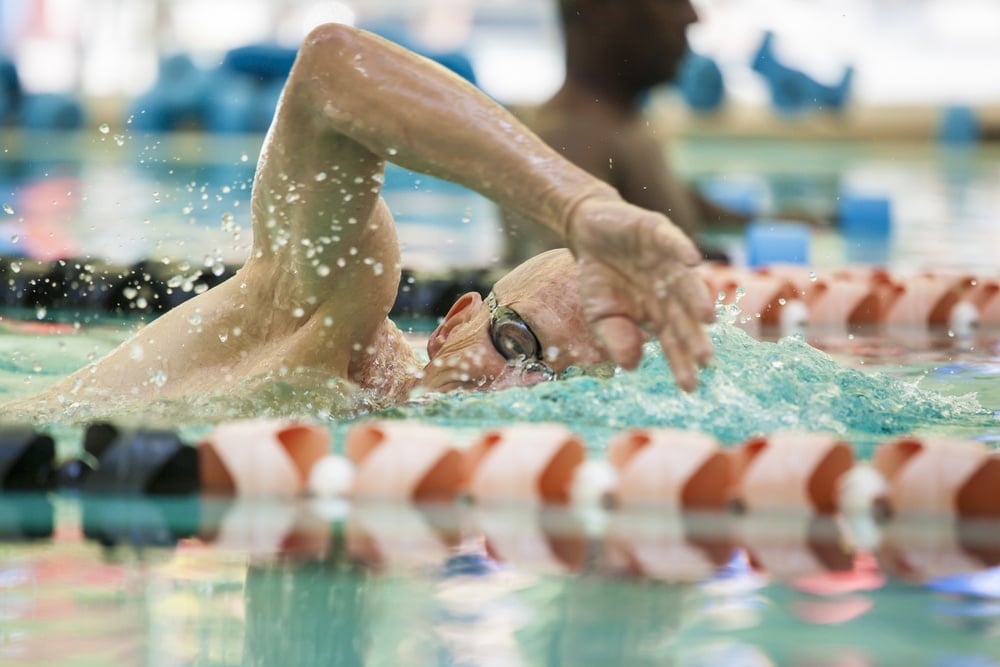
[[129, 53, 212, 132], [938, 105, 981, 145], [752, 31, 853, 115], [19, 92, 86, 130], [0, 56, 22, 124], [676, 50, 725, 113], [744, 219, 811, 268], [928, 566, 1000, 600]]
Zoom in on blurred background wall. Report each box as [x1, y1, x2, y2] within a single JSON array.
[[1, 0, 998, 134]]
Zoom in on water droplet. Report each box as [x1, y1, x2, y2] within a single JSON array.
[[292, 307, 305, 318], [151, 370, 168, 388], [317, 265, 330, 277], [35, 306, 47, 320], [218, 331, 229, 343], [188, 315, 202, 326], [240, 153, 249, 163], [2, 203, 13, 215], [10, 261, 21, 273], [31, 362, 41, 373], [386, 147, 398, 156], [10, 234, 18, 243], [315, 172, 327, 182], [98, 123, 110, 134], [113, 134, 125, 147]]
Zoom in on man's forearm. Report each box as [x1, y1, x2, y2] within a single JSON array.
[[291, 23, 617, 240]]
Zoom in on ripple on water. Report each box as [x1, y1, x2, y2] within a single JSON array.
[[384, 323, 988, 458]]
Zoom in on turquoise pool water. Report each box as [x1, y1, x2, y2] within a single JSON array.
[[2, 134, 1000, 665]]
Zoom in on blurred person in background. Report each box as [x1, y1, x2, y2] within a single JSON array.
[[501, 0, 749, 265]]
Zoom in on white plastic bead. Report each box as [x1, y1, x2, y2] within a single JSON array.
[[837, 463, 889, 515], [779, 298, 809, 334], [949, 300, 979, 337], [306, 454, 355, 497], [570, 459, 619, 506]]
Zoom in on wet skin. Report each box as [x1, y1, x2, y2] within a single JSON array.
[[8, 23, 714, 417]]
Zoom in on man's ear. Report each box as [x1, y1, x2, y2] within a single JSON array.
[[427, 292, 484, 359]]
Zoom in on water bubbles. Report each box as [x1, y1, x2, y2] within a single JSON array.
[[240, 153, 249, 163], [317, 264, 331, 277], [218, 331, 229, 343], [372, 262, 383, 276], [113, 134, 125, 147], [2, 203, 13, 215], [221, 212, 239, 232], [315, 172, 328, 182], [336, 258, 347, 268], [292, 307, 306, 318], [34, 306, 46, 320], [188, 315, 203, 326], [151, 370, 168, 388], [386, 147, 398, 156], [98, 123, 110, 134], [9, 234, 18, 244]]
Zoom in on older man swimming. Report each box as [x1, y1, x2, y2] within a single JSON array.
[[10, 24, 713, 416]]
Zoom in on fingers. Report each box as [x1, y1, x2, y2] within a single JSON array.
[[590, 316, 645, 370], [659, 297, 714, 392]]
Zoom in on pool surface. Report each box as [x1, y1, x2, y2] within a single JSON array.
[[2, 493, 1000, 666], [2, 133, 1000, 665]]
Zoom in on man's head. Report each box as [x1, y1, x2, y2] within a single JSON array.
[[558, 0, 699, 94], [420, 249, 608, 393]]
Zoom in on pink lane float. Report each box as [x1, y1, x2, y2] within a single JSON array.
[[697, 263, 998, 334], [199, 419, 1000, 523]]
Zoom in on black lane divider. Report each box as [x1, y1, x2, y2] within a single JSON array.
[[0, 256, 498, 319]]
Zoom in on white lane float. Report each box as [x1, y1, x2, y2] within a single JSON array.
[[697, 263, 1000, 333], [198, 419, 330, 496]]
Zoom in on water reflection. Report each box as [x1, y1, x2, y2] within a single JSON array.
[[2, 494, 1000, 665]]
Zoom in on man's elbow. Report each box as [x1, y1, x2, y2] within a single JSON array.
[[301, 22, 359, 54]]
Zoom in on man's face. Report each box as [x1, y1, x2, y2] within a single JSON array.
[[419, 250, 608, 393], [592, 0, 700, 88]]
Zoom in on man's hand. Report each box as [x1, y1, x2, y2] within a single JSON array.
[[567, 196, 715, 392]]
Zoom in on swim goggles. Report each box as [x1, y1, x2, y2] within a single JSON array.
[[486, 291, 556, 380]]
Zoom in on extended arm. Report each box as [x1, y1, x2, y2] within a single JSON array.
[[291, 25, 714, 388]]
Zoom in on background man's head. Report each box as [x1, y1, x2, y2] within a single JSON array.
[[558, 0, 699, 95]]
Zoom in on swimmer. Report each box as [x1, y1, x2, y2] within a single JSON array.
[[501, 0, 750, 264], [9, 24, 713, 416]]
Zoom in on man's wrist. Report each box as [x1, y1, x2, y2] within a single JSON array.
[[559, 183, 619, 250]]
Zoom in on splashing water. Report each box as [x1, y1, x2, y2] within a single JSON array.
[[0, 313, 988, 459], [383, 323, 987, 457]]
